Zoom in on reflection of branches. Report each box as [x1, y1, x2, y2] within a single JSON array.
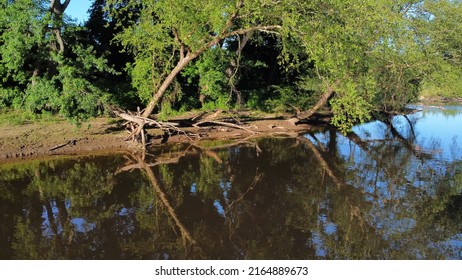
[[191, 137, 265, 158], [43, 198, 74, 256], [298, 136, 348, 189], [223, 170, 263, 248], [403, 115, 416, 140], [226, 172, 262, 214], [193, 142, 265, 246], [343, 125, 423, 209], [191, 144, 223, 164], [298, 134, 382, 256], [119, 152, 202, 253], [308, 134, 328, 153], [345, 131, 371, 152], [384, 118, 438, 159], [385, 118, 422, 156], [116, 147, 197, 174], [142, 161, 199, 247], [45, 202, 59, 237], [346, 117, 434, 163]]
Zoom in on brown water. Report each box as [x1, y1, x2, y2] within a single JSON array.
[[1, 105, 462, 259]]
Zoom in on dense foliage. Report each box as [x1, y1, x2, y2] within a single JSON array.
[[1, 0, 462, 131]]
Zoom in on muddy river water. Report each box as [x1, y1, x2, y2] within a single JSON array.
[[1, 105, 462, 259]]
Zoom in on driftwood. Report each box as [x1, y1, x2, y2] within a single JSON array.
[[118, 112, 179, 128], [194, 120, 260, 134], [114, 108, 197, 146], [113, 107, 263, 147], [49, 139, 77, 151]]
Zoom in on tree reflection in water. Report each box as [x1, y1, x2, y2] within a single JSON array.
[[1, 115, 462, 259]]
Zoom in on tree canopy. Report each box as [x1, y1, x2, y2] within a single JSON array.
[[1, 0, 462, 133], [0, 0, 114, 123]]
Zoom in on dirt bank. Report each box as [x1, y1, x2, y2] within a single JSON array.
[[0, 117, 128, 161], [0, 114, 315, 162]]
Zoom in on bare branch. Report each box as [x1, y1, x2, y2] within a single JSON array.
[[62, 0, 71, 12], [173, 28, 187, 61], [223, 25, 282, 38]]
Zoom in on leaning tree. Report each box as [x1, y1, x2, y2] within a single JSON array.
[[107, 0, 462, 142]]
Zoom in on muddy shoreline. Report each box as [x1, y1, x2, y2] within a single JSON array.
[[0, 115, 315, 163], [5, 99, 458, 163]]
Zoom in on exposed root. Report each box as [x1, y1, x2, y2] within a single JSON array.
[[113, 108, 198, 146], [111, 106, 308, 148]]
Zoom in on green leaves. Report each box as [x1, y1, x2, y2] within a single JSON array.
[[2, 0, 462, 131], [0, 0, 47, 84], [184, 48, 232, 110], [414, 0, 462, 99], [1, 0, 116, 124]]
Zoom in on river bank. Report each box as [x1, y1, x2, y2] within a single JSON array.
[[3, 98, 461, 162], [2, 104, 462, 260], [0, 111, 314, 162]]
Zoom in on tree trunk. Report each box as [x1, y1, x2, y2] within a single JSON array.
[[141, 56, 195, 118], [50, 0, 70, 54], [140, 26, 281, 120], [288, 85, 335, 125], [30, 1, 70, 84], [53, 28, 65, 54], [115, 52, 200, 145], [31, 0, 69, 84], [125, 25, 282, 144], [226, 31, 254, 105], [31, 61, 42, 87]]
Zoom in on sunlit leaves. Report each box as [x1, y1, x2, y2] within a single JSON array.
[[184, 48, 232, 110], [0, 0, 115, 123], [3, 0, 461, 132], [0, 0, 48, 84], [106, 0, 462, 131]]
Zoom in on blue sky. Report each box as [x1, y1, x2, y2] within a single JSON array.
[[66, 0, 92, 23]]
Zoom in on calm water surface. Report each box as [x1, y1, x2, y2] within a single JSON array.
[[1, 105, 462, 259]]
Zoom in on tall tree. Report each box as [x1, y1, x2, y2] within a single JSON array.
[[107, 0, 284, 139], [0, 0, 114, 123], [414, 0, 462, 99], [109, 0, 453, 138]]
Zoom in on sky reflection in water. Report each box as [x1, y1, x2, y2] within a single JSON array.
[[1, 105, 462, 259]]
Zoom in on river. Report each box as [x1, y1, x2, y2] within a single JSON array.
[[1, 104, 461, 259]]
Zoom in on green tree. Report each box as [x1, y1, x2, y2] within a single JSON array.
[[0, 0, 114, 123], [3, 0, 461, 136], [107, 0, 285, 137], [414, 0, 462, 99], [84, 0, 139, 109], [108, 0, 457, 137]]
